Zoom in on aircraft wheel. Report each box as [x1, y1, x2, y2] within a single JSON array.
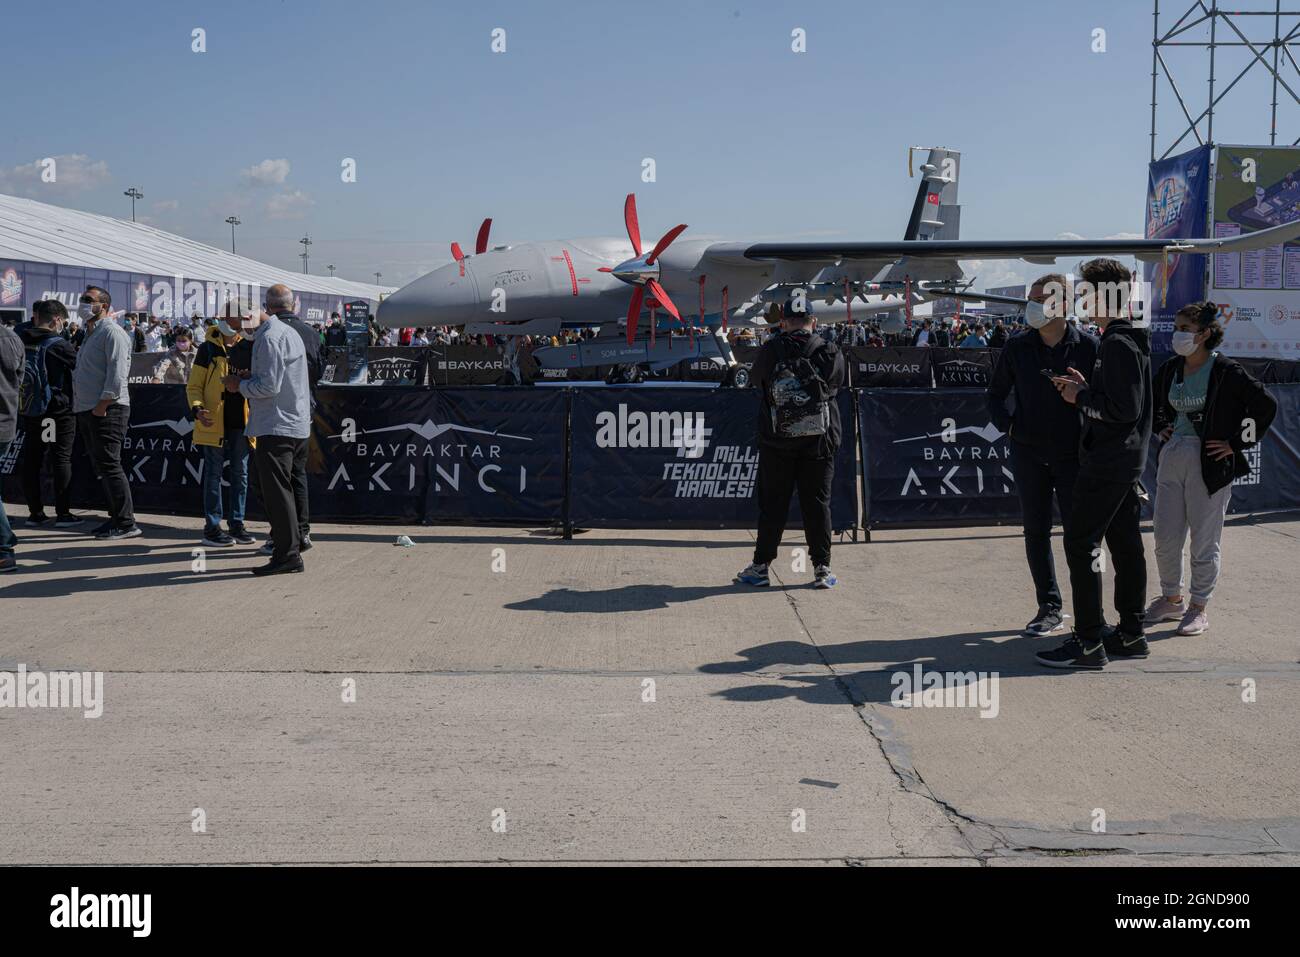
[[724, 365, 750, 389]]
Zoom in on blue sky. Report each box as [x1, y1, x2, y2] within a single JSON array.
[[5, 0, 1295, 289]]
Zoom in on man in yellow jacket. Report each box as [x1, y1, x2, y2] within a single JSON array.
[[186, 306, 256, 547]]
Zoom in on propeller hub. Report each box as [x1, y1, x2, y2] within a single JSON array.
[[611, 254, 660, 286]]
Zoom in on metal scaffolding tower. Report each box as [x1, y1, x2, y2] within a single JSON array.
[[1151, 1, 1300, 160]]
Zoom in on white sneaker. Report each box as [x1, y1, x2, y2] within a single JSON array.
[[1176, 606, 1209, 636]]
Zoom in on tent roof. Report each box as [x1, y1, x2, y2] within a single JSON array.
[[0, 192, 393, 301]]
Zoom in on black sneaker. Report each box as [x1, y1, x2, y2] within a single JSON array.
[[1035, 633, 1109, 670], [103, 525, 143, 541], [202, 528, 235, 548], [251, 556, 305, 576], [26, 514, 52, 527], [299, 534, 313, 553], [1101, 626, 1150, 659], [54, 514, 85, 528], [229, 525, 256, 545], [1023, 607, 1066, 637], [258, 539, 275, 557], [91, 521, 115, 538]]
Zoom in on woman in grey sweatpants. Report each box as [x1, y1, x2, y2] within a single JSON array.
[[1148, 302, 1277, 636]]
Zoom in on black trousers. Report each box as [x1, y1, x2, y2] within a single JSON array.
[[1010, 442, 1079, 614], [254, 436, 305, 564], [1063, 471, 1147, 641], [753, 446, 834, 568], [291, 436, 310, 539], [76, 405, 134, 528], [20, 412, 75, 517]]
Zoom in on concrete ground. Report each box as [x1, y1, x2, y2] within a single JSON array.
[[1, 510, 1297, 866]]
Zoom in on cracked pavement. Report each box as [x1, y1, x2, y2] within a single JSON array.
[[2, 513, 1297, 865]]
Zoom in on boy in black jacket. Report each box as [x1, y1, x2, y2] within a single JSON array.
[[1038, 259, 1153, 669], [17, 300, 82, 526], [735, 299, 846, 590]]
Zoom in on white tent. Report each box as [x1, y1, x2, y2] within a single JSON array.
[[0, 192, 392, 303]]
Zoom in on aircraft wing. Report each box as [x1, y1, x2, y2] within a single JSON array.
[[715, 216, 1300, 267]]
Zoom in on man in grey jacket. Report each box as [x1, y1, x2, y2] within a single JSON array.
[[71, 286, 139, 540], [225, 306, 310, 575], [0, 320, 23, 571]]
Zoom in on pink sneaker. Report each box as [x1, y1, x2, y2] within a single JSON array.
[[1144, 596, 1184, 624], [1176, 606, 1209, 636]]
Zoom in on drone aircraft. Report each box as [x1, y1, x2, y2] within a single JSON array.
[[378, 146, 1300, 382]]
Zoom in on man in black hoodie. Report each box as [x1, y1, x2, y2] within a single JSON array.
[[1037, 258, 1153, 669], [17, 300, 82, 526], [734, 299, 846, 590]]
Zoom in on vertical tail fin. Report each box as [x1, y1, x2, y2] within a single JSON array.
[[904, 147, 961, 241]]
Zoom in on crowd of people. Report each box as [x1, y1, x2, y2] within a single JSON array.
[[735, 258, 1277, 671], [2, 267, 1276, 641], [0, 283, 320, 575]]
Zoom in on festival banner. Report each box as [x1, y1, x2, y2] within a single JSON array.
[[930, 348, 998, 388], [1209, 145, 1300, 358], [1145, 144, 1213, 352], [363, 347, 427, 386], [858, 388, 1020, 526], [310, 386, 567, 524], [846, 346, 933, 387]]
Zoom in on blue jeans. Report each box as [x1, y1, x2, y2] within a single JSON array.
[[201, 430, 250, 531], [0, 440, 15, 555]]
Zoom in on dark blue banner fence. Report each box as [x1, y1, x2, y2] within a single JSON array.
[[566, 388, 858, 531], [859, 384, 1300, 527], [5, 382, 1300, 532]]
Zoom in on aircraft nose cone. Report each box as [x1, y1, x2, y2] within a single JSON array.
[[611, 255, 658, 286], [378, 261, 479, 328]]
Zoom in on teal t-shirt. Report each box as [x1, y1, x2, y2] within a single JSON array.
[[1169, 352, 1216, 437]]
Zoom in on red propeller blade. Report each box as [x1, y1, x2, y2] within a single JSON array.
[[645, 224, 687, 265], [645, 279, 681, 323], [625, 285, 644, 345], [475, 218, 492, 255], [450, 242, 465, 262], [624, 194, 642, 256]]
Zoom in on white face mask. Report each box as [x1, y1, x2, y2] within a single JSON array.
[[1025, 301, 1050, 329], [77, 302, 97, 322], [1171, 330, 1200, 356]]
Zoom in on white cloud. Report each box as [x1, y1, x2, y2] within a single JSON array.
[[153, 199, 179, 212], [265, 189, 314, 220], [1105, 231, 1143, 240], [1056, 231, 1086, 241], [242, 158, 291, 187], [0, 154, 111, 196]]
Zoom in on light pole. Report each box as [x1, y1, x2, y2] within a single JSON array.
[[299, 234, 312, 274], [124, 187, 143, 222], [327, 264, 336, 278], [225, 216, 241, 254], [374, 271, 382, 286]]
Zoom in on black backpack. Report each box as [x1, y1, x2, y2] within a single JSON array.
[[767, 335, 833, 439], [18, 336, 55, 418]]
